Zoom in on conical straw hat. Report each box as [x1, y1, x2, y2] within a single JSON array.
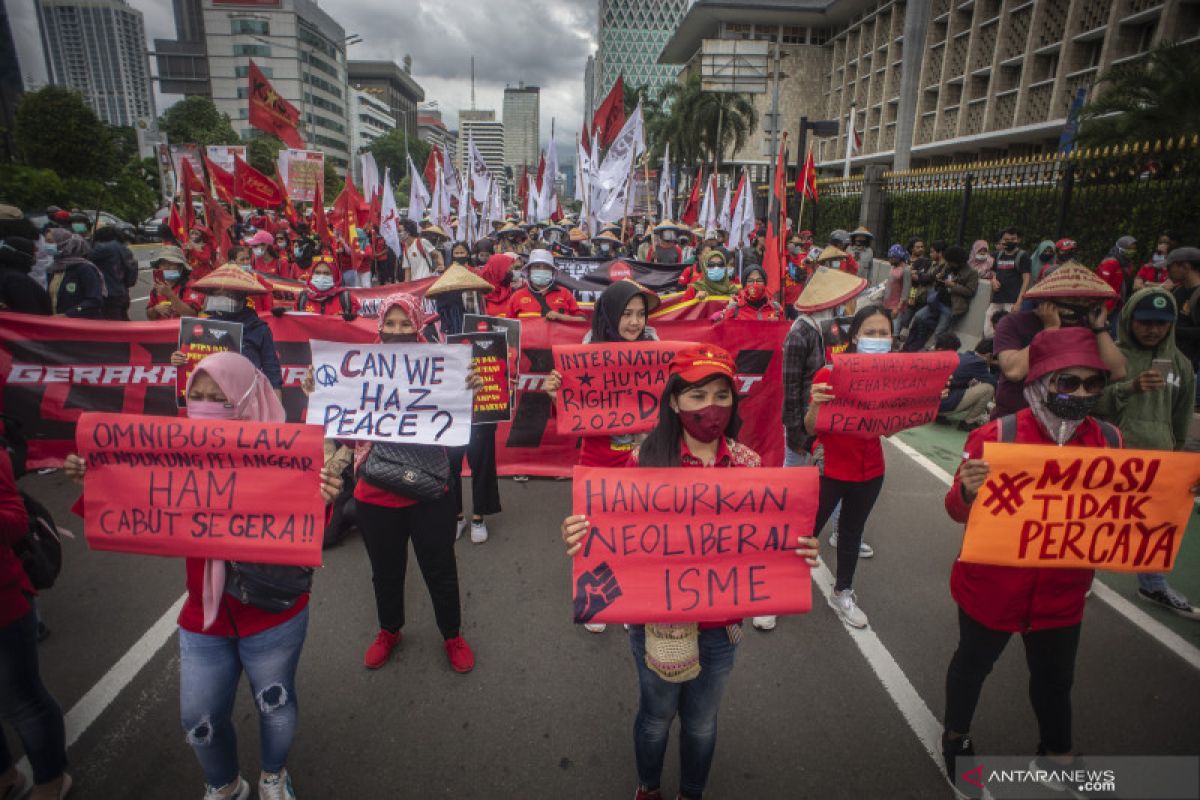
[[816, 245, 849, 262], [795, 266, 867, 312], [425, 263, 496, 297], [1024, 263, 1118, 300], [193, 264, 269, 295]]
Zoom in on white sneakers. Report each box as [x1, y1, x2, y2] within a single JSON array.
[[470, 519, 489, 544], [258, 769, 296, 800], [828, 589, 869, 628], [455, 517, 468, 540], [203, 776, 250, 800], [751, 616, 777, 631], [829, 530, 874, 558], [584, 623, 607, 633]]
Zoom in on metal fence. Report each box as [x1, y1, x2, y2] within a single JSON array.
[[802, 134, 1200, 265]]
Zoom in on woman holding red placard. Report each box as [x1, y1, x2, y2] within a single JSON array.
[[560, 344, 820, 800], [804, 304, 897, 630], [64, 352, 343, 800], [544, 279, 661, 633]]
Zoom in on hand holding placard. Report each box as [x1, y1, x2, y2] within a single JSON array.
[[552, 341, 680, 436]]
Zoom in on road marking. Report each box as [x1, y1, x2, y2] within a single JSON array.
[[886, 435, 1200, 672], [131, 295, 149, 303], [15, 593, 185, 783], [811, 564, 947, 772]]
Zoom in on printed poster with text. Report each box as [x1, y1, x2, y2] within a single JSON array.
[[448, 332, 511, 423], [176, 317, 243, 406]]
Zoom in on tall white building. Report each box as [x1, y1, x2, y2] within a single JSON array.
[[458, 108, 505, 194], [35, 0, 155, 127], [502, 83, 539, 175], [351, 87, 395, 183], [595, 0, 689, 100]]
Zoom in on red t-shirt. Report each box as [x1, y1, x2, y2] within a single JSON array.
[[507, 286, 580, 319], [146, 285, 204, 318], [813, 365, 886, 481], [178, 557, 310, 637], [244, 274, 275, 314], [1095, 258, 1126, 311], [579, 435, 635, 468], [354, 479, 418, 509]]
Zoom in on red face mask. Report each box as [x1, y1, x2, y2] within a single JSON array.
[[678, 403, 733, 444], [746, 284, 765, 300]]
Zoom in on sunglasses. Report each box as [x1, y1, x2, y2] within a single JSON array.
[[1052, 374, 1106, 394]]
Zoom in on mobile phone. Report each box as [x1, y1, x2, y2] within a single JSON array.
[[1151, 358, 1173, 379]]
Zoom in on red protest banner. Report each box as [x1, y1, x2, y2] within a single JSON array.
[[815, 351, 958, 438], [552, 341, 679, 437], [571, 466, 818, 624], [960, 443, 1198, 572], [76, 412, 325, 566]]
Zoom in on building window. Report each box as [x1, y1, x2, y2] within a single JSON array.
[[781, 26, 805, 45], [235, 65, 272, 78], [233, 43, 271, 58], [724, 22, 752, 40], [230, 19, 268, 36]]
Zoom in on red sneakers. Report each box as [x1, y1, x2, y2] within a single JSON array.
[[364, 629, 401, 669], [634, 787, 663, 800], [444, 635, 475, 673]]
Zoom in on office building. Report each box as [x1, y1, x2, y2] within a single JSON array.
[[154, 0, 352, 169], [348, 58, 424, 142], [659, 0, 1200, 174], [417, 101, 453, 152], [502, 83, 539, 173], [35, 0, 155, 127], [351, 87, 395, 182], [595, 0, 688, 101], [457, 108, 505, 194], [583, 53, 595, 116]]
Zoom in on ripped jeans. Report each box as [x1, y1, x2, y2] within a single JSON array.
[[179, 607, 308, 788]]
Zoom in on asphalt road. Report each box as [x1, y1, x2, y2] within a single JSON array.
[[4, 246, 1197, 798]]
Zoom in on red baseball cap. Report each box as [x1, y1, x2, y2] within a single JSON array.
[[669, 344, 735, 384]]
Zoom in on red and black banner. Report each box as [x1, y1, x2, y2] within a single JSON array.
[[1, 314, 787, 473]]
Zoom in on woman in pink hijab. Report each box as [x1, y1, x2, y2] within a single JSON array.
[[66, 352, 342, 800]]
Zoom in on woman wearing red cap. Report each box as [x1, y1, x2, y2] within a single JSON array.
[[938, 327, 1172, 786], [560, 343, 820, 800]]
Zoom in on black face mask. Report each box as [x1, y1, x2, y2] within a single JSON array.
[[380, 332, 419, 344], [1045, 392, 1098, 421], [1003, 242, 1018, 251], [1055, 302, 1094, 327]]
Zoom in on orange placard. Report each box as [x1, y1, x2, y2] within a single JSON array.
[[959, 443, 1199, 573]]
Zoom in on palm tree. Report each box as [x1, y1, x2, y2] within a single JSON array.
[[654, 74, 758, 176], [1077, 42, 1200, 148]]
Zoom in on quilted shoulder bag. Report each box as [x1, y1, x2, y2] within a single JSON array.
[[361, 442, 450, 502]]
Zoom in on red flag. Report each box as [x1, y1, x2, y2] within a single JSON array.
[[273, 170, 298, 227], [581, 120, 591, 156], [761, 134, 789, 299], [331, 172, 365, 246], [679, 166, 703, 226], [179, 161, 195, 237], [179, 158, 206, 194], [205, 155, 234, 199], [202, 193, 234, 256], [168, 201, 186, 243], [233, 155, 283, 207], [592, 75, 625, 150], [797, 149, 818, 202], [247, 60, 305, 149], [312, 181, 332, 249], [422, 148, 441, 196], [517, 165, 529, 210]]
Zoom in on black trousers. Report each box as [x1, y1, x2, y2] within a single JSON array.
[[944, 607, 1081, 753], [356, 495, 462, 639], [448, 423, 502, 518], [812, 474, 884, 591]]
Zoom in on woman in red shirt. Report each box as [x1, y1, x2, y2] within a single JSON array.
[[713, 266, 783, 321], [146, 246, 204, 320], [65, 352, 342, 800], [506, 249, 585, 321], [804, 304, 895, 629], [281, 258, 358, 320], [561, 344, 819, 800], [349, 292, 477, 675]]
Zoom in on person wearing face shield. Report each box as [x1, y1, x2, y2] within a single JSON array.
[[506, 249, 585, 322], [173, 264, 284, 393], [648, 221, 684, 264], [992, 264, 1126, 419]]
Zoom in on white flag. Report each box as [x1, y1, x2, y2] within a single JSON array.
[[379, 168, 403, 257], [538, 127, 558, 221], [717, 179, 732, 233], [440, 144, 460, 207], [406, 154, 430, 224], [698, 175, 717, 233], [657, 142, 672, 221], [429, 161, 444, 227], [360, 152, 380, 200], [728, 171, 755, 249], [468, 134, 492, 204]]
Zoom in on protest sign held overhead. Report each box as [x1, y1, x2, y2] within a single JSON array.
[[176, 317, 242, 406], [815, 351, 958, 438], [76, 412, 325, 567], [463, 314, 521, 358], [306, 340, 473, 446], [571, 466, 818, 624], [447, 332, 511, 423], [960, 444, 1198, 573], [552, 341, 680, 437]]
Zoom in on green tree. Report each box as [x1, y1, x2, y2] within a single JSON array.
[[323, 160, 340, 199], [654, 74, 758, 175], [366, 128, 431, 187], [246, 134, 284, 175], [13, 86, 118, 180], [1077, 42, 1200, 148], [159, 96, 239, 147]]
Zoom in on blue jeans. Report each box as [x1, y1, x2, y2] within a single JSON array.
[[629, 626, 738, 798], [179, 606, 308, 787], [1137, 573, 1169, 593], [0, 609, 66, 784], [783, 446, 812, 467]]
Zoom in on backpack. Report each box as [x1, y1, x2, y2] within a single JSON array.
[[0, 418, 63, 590], [998, 414, 1120, 448]]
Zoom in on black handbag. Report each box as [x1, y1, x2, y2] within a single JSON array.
[[224, 561, 313, 614], [361, 442, 450, 502]]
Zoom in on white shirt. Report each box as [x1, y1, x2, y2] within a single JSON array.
[[404, 237, 435, 280]]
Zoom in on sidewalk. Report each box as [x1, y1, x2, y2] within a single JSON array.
[[894, 421, 1200, 646]]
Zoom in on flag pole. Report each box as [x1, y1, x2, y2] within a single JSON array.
[[795, 145, 810, 234]]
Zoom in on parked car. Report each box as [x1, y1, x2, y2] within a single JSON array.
[[23, 210, 138, 240], [140, 207, 171, 242]]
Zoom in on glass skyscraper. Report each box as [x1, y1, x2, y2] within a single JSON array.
[[594, 0, 689, 102]]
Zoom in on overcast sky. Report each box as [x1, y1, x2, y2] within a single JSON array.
[[7, 0, 597, 163]]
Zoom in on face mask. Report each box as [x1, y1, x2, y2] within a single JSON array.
[[598, 244, 611, 255], [71, 223, 88, 234], [294, 247, 304, 258], [276, 241, 287, 251], [43, 243, 58, 256], [1039, 251, 1054, 263], [660, 232, 675, 242], [1122, 249, 1137, 259], [254, 246, 267, 257], [530, 269, 553, 289], [187, 400, 238, 420], [974, 252, 987, 261], [310, 275, 335, 291], [238, 261, 253, 272], [1044, 392, 1098, 421], [856, 336, 892, 354], [204, 295, 240, 314], [1152, 253, 1165, 266], [788, 244, 801, 255], [380, 331, 419, 344], [746, 284, 765, 300], [788, 264, 801, 280], [162, 270, 181, 282], [678, 402, 733, 444], [706, 266, 726, 282], [634, 226, 645, 236], [1003, 242, 1017, 251]]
